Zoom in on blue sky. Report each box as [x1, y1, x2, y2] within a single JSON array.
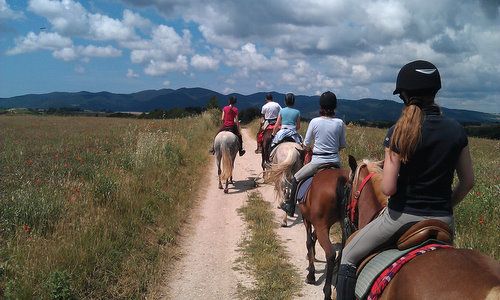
[[1, 0, 499, 113]]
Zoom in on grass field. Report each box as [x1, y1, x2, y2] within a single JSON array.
[[0, 111, 218, 298], [250, 119, 499, 259]]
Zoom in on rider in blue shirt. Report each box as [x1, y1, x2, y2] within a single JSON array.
[[271, 93, 303, 147]]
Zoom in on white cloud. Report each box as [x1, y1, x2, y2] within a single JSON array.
[[163, 80, 170, 87], [7, 31, 72, 54], [190, 54, 219, 70], [223, 43, 287, 72], [28, 0, 88, 35], [223, 87, 234, 94], [144, 55, 188, 76], [79, 45, 121, 57], [0, 0, 23, 19], [53, 47, 77, 61], [127, 69, 139, 78]]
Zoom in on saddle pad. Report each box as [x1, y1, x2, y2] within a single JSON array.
[[296, 177, 313, 203], [355, 241, 449, 299]]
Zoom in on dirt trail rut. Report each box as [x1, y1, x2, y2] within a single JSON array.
[[161, 128, 335, 299]]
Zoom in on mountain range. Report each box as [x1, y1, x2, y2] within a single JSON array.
[[1, 87, 498, 123]]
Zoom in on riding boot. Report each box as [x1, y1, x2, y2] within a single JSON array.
[[336, 264, 357, 300], [280, 177, 298, 217]]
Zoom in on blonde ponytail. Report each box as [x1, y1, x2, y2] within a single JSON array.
[[390, 103, 424, 163]]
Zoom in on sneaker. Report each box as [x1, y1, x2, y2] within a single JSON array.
[[239, 149, 246, 156]]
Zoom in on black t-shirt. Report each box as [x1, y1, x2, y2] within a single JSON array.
[[383, 105, 468, 216]]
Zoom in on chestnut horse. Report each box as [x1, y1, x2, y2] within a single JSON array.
[[214, 131, 238, 193], [265, 142, 304, 227], [299, 167, 350, 300], [261, 128, 274, 171], [346, 155, 500, 299]]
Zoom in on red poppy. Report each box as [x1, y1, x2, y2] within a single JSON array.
[[23, 224, 31, 233]]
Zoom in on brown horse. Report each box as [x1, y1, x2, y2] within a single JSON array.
[[299, 167, 350, 300], [261, 128, 274, 171], [346, 155, 500, 299]]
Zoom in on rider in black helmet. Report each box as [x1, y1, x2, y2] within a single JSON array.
[[336, 60, 474, 300], [280, 91, 347, 217]]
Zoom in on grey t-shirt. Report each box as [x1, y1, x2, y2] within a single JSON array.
[[304, 116, 346, 164]]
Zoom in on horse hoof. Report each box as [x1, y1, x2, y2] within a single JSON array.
[[280, 222, 287, 227], [305, 275, 316, 285], [218, 186, 223, 190], [224, 189, 228, 194]]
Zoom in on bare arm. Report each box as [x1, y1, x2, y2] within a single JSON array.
[[221, 110, 225, 124], [234, 112, 240, 130], [382, 147, 401, 196], [296, 115, 301, 131], [451, 146, 474, 207], [272, 115, 282, 136]]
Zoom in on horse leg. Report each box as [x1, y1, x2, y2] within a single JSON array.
[[316, 227, 335, 300], [304, 219, 316, 284], [312, 229, 317, 260], [224, 179, 229, 193], [229, 176, 234, 184], [218, 163, 223, 189]]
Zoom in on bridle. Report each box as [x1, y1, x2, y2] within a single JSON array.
[[347, 163, 376, 224]]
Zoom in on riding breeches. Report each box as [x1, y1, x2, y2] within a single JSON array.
[[293, 162, 339, 182], [340, 207, 454, 267]]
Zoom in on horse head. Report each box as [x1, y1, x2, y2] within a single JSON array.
[[347, 155, 388, 230]]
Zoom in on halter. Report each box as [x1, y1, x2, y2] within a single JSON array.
[[348, 164, 376, 223]]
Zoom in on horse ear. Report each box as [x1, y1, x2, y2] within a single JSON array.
[[348, 155, 357, 173]]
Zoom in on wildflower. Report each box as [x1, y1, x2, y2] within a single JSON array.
[[26, 159, 33, 166], [479, 216, 484, 225], [23, 224, 31, 233]]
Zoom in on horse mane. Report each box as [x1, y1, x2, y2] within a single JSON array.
[[357, 159, 388, 207]]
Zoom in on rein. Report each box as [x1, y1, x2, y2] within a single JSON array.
[[348, 164, 376, 223]]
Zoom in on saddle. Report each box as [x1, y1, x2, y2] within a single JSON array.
[[294, 163, 341, 203], [348, 219, 453, 299]]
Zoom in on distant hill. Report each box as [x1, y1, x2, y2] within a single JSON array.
[[1, 88, 498, 123]]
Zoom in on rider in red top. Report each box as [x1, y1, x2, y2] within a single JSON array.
[[209, 96, 246, 156]]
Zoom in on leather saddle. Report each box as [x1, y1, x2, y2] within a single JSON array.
[[346, 219, 453, 275]]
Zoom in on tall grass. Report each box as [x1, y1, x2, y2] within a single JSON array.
[[0, 111, 219, 298], [251, 119, 499, 259]]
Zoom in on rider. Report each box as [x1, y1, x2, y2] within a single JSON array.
[[255, 93, 281, 153], [209, 95, 246, 156], [280, 91, 346, 217], [270, 93, 303, 148], [336, 60, 474, 300]]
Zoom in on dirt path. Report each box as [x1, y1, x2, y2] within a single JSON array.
[[161, 128, 335, 299]]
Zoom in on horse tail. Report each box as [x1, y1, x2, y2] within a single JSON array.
[[266, 147, 299, 198], [220, 142, 234, 181]]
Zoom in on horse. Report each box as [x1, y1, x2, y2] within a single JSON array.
[[265, 142, 304, 227], [214, 131, 239, 193], [298, 166, 350, 300], [345, 155, 500, 299], [260, 127, 274, 172]]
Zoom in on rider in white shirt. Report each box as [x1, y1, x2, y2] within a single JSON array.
[[255, 93, 282, 153]]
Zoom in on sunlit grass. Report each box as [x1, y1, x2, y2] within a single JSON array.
[[0, 111, 219, 298], [236, 192, 301, 300]]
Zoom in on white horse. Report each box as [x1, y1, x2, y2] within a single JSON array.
[[265, 142, 304, 227], [214, 131, 239, 193]]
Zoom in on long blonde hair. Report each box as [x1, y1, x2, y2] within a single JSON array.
[[390, 95, 434, 163]]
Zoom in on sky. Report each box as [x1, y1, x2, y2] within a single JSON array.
[[0, 0, 499, 113]]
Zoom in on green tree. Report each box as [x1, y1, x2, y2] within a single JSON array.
[[206, 95, 219, 110]]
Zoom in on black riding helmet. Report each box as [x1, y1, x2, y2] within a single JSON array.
[[393, 60, 441, 95], [319, 91, 337, 110], [285, 93, 295, 106]]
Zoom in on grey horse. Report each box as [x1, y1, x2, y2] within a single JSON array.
[[214, 131, 239, 193]]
